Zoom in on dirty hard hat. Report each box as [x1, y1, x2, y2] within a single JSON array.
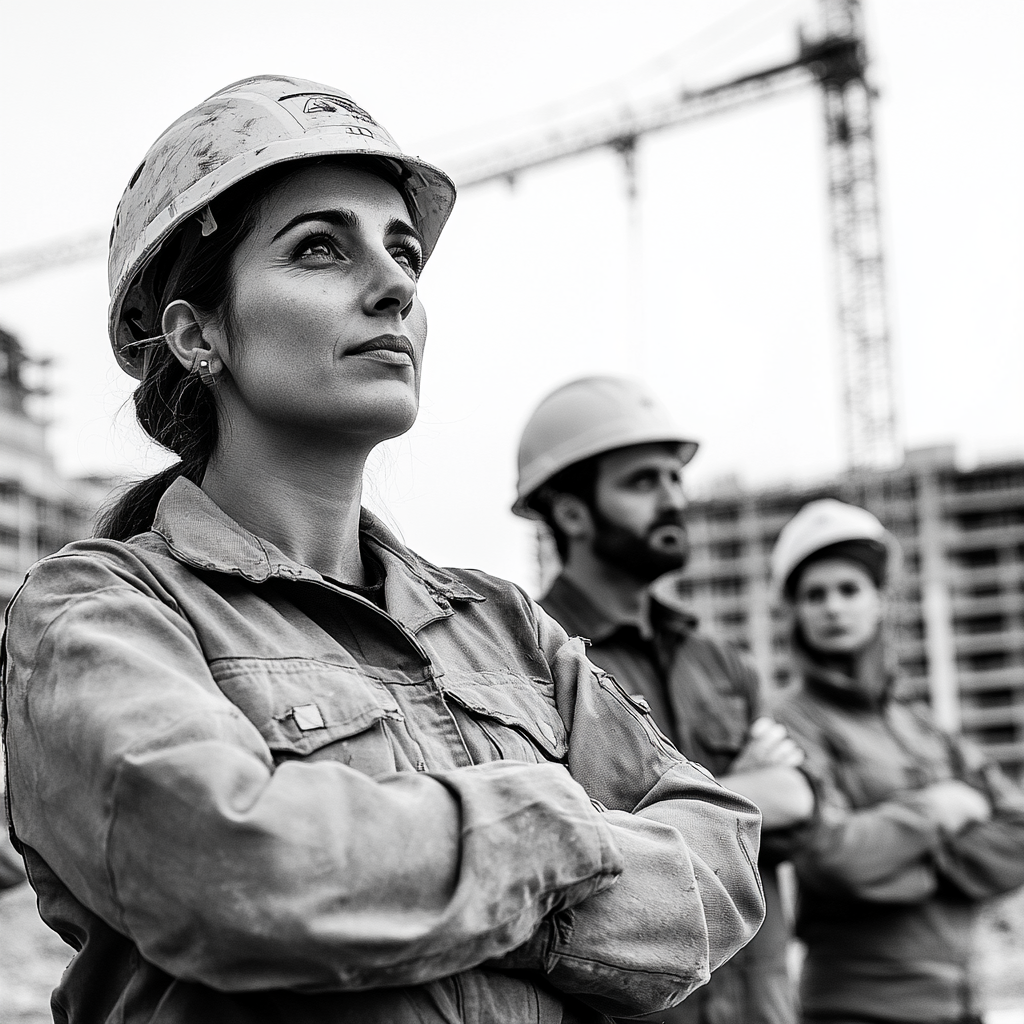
[[108, 74, 456, 378], [770, 498, 899, 599], [513, 376, 699, 518]]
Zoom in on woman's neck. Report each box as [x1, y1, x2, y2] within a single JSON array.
[[200, 428, 372, 585], [795, 626, 891, 706]]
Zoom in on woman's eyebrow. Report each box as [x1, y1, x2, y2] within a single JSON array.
[[385, 216, 424, 247], [272, 209, 358, 242], [270, 210, 424, 246]]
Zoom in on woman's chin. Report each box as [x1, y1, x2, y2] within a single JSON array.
[[344, 392, 420, 443], [295, 383, 420, 441], [813, 635, 872, 657]]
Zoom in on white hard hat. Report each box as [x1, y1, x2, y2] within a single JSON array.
[[770, 498, 898, 598], [108, 74, 456, 379], [513, 376, 698, 518]]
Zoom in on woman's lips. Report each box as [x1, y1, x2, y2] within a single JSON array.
[[345, 335, 414, 366], [352, 348, 413, 365]]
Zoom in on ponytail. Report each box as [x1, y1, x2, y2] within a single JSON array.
[[96, 462, 200, 543]]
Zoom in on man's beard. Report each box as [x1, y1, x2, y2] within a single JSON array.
[[591, 507, 689, 582]]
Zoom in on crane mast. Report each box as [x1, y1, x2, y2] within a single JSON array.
[[803, 0, 899, 467], [445, 0, 898, 469], [0, 0, 898, 468]]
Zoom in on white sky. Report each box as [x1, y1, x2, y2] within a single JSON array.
[[1, 0, 1022, 590]]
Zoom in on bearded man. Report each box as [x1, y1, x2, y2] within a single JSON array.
[[513, 377, 815, 1024]]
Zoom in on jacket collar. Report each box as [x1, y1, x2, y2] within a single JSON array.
[[147, 477, 484, 631], [793, 625, 895, 711], [541, 570, 697, 645]]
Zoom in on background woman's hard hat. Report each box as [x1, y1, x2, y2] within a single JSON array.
[[108, 74, 456, 379], [513, 376, 699, 518], [770, 498, 899, 598]]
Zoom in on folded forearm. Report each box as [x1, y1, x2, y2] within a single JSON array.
[[16, 739, 622, 991], [501, 766, 765, 1018], [795, 797, 942, 899], [934, 813, 1024, 900], [720, 765, 815, 830]]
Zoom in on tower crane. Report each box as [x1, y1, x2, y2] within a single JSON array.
[[0, 0, 898, 468]]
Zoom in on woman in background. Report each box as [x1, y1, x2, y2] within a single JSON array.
[[1, 75, 763, 1024], [771, 498, 1024, 1024]]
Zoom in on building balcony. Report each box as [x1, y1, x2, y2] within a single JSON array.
[[951, 593, 1024, 616], [955, 667, 1024, 691], [953, 628, 1024, 655], [960, 703, 1024, 730], [940, 487, 1024, 514], [949, 563, 1024, 589], [943, 523, 1024, 550]]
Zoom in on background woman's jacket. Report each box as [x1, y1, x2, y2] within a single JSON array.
[[775, 644, 1024, 1024], [2, 479, 764, 1024]]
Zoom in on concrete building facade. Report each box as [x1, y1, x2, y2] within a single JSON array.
[[0, 328, 111, 612], [675, 447, 1024, 780]]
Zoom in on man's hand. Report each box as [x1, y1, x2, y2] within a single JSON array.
[[915, 779, 991, 834], [720, 719, 813, 830], [729, 717, 805, 774]]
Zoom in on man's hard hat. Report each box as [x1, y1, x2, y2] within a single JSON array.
[[108, 74, 456, 379], [513, 376, 698, 518], [770, 498, 898, 598]]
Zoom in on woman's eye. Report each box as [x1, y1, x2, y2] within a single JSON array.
[[296, 236, 341, 262], [390, 244, 423, 279]]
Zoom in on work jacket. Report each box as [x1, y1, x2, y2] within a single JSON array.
[[775, 643, 1024, 1024], [1, 479, 764, 1024], [541, 572, 806, 1024]]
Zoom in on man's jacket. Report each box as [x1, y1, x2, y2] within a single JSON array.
[[1, 479, 764, 1024], [541, 572, 803, 1024], [775, 666, 1024, 1023]]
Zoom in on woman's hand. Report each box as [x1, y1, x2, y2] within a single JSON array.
[[729, 717, 806, 773], [916, 779, 992, 834]]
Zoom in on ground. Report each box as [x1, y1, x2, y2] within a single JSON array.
[[2, 883, 1023, 1023], [0, 883, 68, 1024]]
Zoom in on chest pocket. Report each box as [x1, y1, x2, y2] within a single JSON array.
[[210, 658, 403, 777], [440, 672, 568, 765]]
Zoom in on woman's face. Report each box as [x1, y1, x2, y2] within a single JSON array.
[[212, 164, 427, 445], [793, 558, 884, 656]]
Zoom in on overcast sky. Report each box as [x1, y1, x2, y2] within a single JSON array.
[[1, 0, 1021, 590]]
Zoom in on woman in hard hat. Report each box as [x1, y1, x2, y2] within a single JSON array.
[[770, 499, 1024, 1024], [1, 76, 765, 1024]]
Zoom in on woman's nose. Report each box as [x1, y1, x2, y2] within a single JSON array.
[[365, 251, 416, 320]]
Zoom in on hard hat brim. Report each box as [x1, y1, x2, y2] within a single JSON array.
[[769, 499, 901, 599], [512, 434, 699, 519]]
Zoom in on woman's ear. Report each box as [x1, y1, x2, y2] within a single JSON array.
[[162, 300, 225, 375]]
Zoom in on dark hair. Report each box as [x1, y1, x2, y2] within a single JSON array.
[[784, 538, 889, 600], [527, 455, 601, 562], [97, 157, 410, 542]]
